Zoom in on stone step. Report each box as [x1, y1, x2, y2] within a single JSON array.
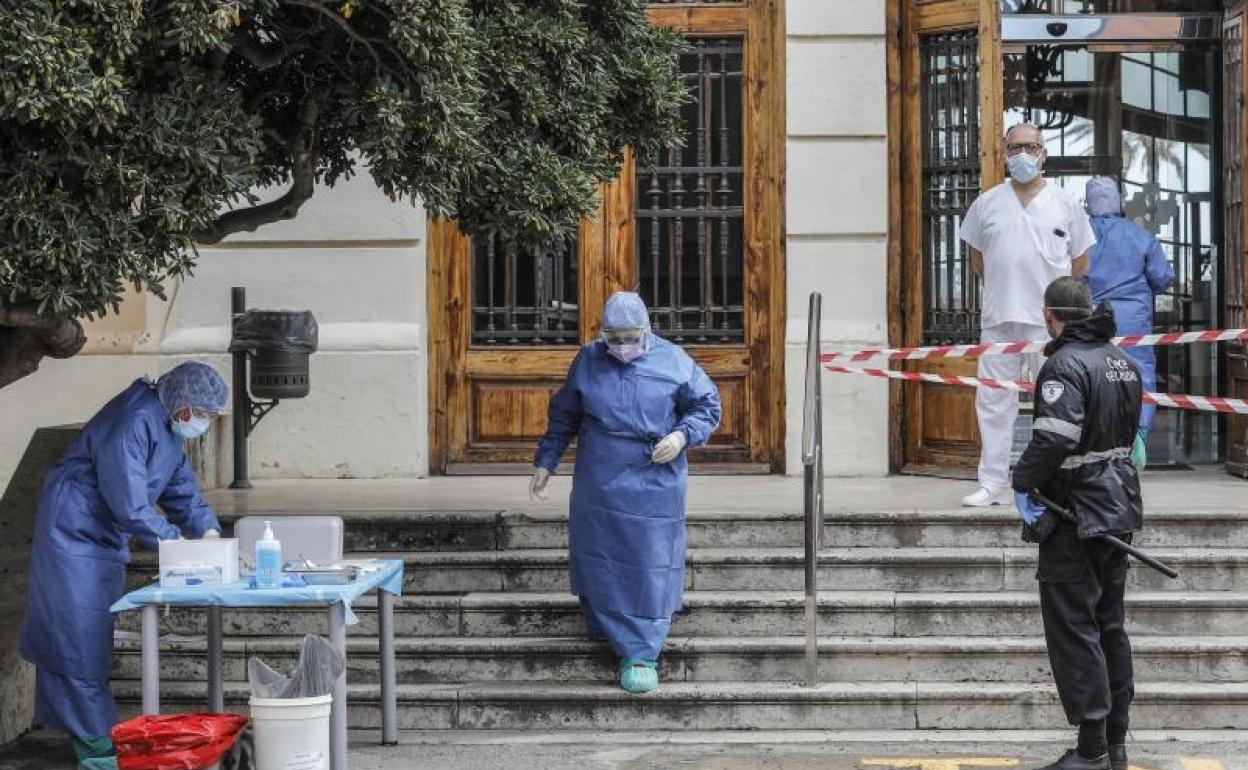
[[112, 680, 1248, 731], [211, 509, 1248, 550], [110, 634, 1248, 685], [113, 590, 1248, 638], [127, 547, 1248, 594]]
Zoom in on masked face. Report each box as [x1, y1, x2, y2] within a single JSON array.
[[603, 328, 647, 363], [1007, 152, 1041, 184], [172, 415, 211, 440]]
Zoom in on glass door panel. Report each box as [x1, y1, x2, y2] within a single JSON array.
[[1004, 41, 1221, 466]]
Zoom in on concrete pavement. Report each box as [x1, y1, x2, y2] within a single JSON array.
[[2, 729, 1246, 770]]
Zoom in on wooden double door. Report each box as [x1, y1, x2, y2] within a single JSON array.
[[427, 2, 785, 475], [895, 0, 1248, 475]]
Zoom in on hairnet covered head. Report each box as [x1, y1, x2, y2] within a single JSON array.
[[156, 361, 229, 416], [1085, 177, 1122, 217], [602, 292, 651, 331]]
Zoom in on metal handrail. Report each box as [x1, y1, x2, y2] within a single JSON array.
[[801, 292, 825, 686]]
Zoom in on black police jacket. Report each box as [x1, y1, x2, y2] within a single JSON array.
[[1012, 302, 1144, 538]]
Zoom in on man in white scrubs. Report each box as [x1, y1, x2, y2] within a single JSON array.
[[958, 123, 1095, 507]]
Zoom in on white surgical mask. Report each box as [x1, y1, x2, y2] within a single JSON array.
[[172, 415, 211, 440], [1007, 152, 1041, 184]]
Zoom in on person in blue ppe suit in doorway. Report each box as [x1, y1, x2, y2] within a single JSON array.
[[530, 292, 721, 694], [20, 361, 229, 765], [1083, 177, 1174, 470]]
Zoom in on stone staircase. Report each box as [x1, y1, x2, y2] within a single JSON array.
[[112, 506, 1248, 732]]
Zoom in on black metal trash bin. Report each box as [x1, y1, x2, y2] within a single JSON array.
[[230, 310, 319, 399]]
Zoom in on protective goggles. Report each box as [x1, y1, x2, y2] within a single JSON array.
[[175, 406, 219, 420], [602, 328, 646, 346]]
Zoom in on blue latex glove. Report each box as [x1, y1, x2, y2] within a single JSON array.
[[1014, 491, 1045, 526]]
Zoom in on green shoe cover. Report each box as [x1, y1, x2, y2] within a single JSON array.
[[619, 658, 659, 694], [71, 736, 113, 762]]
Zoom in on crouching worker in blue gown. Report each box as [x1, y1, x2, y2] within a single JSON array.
[[1083, 177, 1175, 468], [530, 292, 721, 694], [19, 361, 229, 765]]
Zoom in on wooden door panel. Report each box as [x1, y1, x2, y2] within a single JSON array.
[[896, 0, 1000, 474], [472, 382, 563, 443]]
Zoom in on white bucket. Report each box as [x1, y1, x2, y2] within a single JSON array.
[[249, 694, 332, 770]]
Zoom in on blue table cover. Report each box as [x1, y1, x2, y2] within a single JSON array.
[[110, 559, 404, 625]]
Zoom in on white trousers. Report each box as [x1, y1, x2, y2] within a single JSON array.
[[976, 322, 1049, 490]]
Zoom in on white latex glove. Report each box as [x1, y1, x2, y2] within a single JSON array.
[[651, 430, 688, 464], [529, 468, 551, 501], [202, 529, 220, 539]]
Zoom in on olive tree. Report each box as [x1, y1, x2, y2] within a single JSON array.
[[0, 0, 685, 388]]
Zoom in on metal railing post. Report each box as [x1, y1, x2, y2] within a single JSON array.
[[801, 292, 824, 686], [230, 287, 251, 489]]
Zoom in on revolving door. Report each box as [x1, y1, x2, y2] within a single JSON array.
[[1003, 8, 1223, 465]]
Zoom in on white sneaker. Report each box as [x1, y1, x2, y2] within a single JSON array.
[[961, 486, 1010, 507]]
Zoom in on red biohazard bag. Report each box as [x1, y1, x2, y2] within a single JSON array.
[[111, 713, 249, 770]]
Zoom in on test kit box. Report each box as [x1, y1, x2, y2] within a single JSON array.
[[158, 539, 240, 588]]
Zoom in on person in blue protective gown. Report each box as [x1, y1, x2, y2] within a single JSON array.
[[529, 292, 721, 694], [1082, 177, 1175, 468], [19, 361, 229, 765]]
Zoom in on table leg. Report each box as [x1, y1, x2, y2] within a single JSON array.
[[140, 605, 160, 715], [328, 603, 348, 770], [207, 606, 224, 713], [378, 591, 398, 746]]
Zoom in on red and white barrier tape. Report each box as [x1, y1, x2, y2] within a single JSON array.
[[825, 365, 1248, 415], [821, 328, 1248, 364]]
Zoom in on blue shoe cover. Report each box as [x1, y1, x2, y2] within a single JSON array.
[[619, 658, 659, 693]]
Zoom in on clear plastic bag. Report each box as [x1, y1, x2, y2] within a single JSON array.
[[247, 635, 344, 699]]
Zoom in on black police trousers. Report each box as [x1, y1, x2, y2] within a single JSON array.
[[1037, 523, 1135, 726]]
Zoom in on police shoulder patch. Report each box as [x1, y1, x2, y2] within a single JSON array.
[[1041, 380, 1065, 404]]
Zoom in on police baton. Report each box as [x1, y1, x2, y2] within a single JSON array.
[[1030, 490, 1179, 580]]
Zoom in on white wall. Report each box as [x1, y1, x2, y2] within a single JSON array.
[[784, 0, 890, 476], [164, 171, 429, 480], [0, 172, 429, 494]]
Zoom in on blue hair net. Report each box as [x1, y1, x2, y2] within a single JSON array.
[[1086, 177, 1122, 217], [602, 292, 651, 331], [156, 362, 229, 416]]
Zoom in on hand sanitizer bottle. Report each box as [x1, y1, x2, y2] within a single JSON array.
[[255, 520, 282, 589]]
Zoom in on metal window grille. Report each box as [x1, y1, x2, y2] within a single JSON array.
[[636, 37, 745, 343], [921, 31, 983, 344], [471, 234, 579, 345], [1225, 18, 1245, 330]]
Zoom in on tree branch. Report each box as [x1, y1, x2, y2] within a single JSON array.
[[232, 30, 286, 69], [0, 303, 87, 389], [288, 0, 383, 81], [195, 98, 321, 244]]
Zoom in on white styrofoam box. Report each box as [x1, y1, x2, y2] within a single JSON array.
[[234, 516, 344, 569], [158, 539, 240, 588]]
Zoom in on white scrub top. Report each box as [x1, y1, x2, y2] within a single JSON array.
[[959, 180, 1096, 329]]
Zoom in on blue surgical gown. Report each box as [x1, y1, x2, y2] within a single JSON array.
[[535, 338, 721, 660], [1085, 214, 1175, 431], [20, 380, 220, 737]]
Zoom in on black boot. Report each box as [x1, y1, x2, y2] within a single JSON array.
[[1031, 749, 1110, 770], [1108, 745, 1127, 770]]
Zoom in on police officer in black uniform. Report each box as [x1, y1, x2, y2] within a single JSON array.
[[1012, 277, 1144, 770]]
